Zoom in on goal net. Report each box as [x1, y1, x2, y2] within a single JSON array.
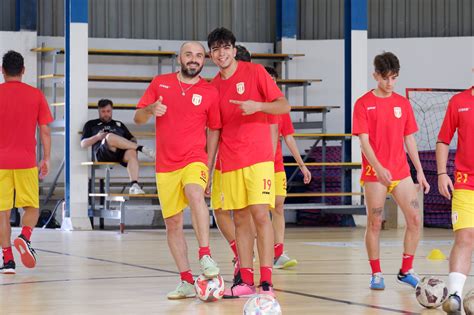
[[406, 88, 464, 151]]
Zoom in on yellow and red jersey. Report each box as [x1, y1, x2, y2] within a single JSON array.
[[137, 73, 221, 172], [438, 88, 474, 190], [0, 81, 53, 169], [353, 90, 418, 181], [211, 61, 283, 173]]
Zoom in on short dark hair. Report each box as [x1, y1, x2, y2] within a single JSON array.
[[2, 50, 24, 76], [264, 66, 278, 79], [235, 45, 251, 62], [207, 27, 236, 49], [98, 99, 113, 108], [374, 52, 400, 77]]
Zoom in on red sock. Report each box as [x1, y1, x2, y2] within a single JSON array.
[[260, 266, 273, 285], [21, 226, 33, 241], [2, 247, 13, 263], [401, 253, 414, 274], [198, 246, 211, 259], [274, 243, 283, 259], [369, 259, 382, 274], [180, 270, 194, 284], [240, 268, 254, 286], [229, 240, 238, 258]]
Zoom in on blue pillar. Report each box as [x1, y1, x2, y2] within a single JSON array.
[[344, 0, 367, 197], [15, 0, 37, 31], [276, 0, 297, 41]]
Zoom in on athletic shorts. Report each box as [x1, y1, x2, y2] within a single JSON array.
[[220, 161, 275, 210], [275, 171, 287, 197], [211, 169, 223, 210], [0, 167, 39, 210], [360, 179, 401, 194], [95, 141, 127, 167], [451, 189, 474, 231], [156, 162, 208, 219]]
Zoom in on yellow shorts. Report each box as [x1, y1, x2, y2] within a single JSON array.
[[156, 162, 208, 219], [0, 167, 39, 211], [221, 161, 275, 210], [360, 180, 401, 194], [275, 171, 287, 197], [451, 189, 474, 231], [211, 169, 223, 210]]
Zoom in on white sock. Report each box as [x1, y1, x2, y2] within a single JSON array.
[[448, 272, 467, 296]]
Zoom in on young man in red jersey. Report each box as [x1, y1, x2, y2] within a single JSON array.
[[436, 87, 474, 314], [209, 43, 256, 285], [352, 52, 430, 290], [134, 42, 221, 300], [207, 27, 290, 297], [0, 51, 53, 274]]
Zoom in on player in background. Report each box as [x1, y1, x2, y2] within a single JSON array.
[[265, 66, 311, 269]]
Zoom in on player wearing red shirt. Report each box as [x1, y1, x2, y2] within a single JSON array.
[[207, 28, 290, 298], [134, 42, 221, 300], [0, 51, 53, 274], [265, 67, 311, 270], [352, 52, 429, 290], [436, 87, 474, 313]]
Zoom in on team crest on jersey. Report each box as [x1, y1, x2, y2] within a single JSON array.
[[236, 82, 245, 95], [192, 94, 202, 106], [116, 122, 122, 127], [393, 107, 402, 118]]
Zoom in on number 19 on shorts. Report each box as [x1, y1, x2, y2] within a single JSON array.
[[263, 179, 272, 191]]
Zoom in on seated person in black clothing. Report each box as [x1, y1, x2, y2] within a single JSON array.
[[81, 99, 155, 194]]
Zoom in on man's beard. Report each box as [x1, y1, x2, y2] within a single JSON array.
[[181, 63, 203, 78]]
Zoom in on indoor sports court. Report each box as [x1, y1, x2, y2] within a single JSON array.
[[0, 1, 473, 314]]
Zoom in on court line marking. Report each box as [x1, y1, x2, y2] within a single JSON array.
[[19, 248, 421, 314], [0, 274, 175, 286]]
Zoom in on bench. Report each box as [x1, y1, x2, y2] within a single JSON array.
[[88, 191, 365, 233]]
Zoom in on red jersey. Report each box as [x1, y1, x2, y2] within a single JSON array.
[[274, 114, 295, 172], [211, 62, 284, 172], [437, 88, 474, 190], [137, 73, 221, 172], [0, 81, 53, 169], [353, 91, 418, 181]]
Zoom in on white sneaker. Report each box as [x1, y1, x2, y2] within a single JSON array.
[[167, 281, 196, 300], [141, 146, 155, 160], [129, 183, 145, 195], [273, 253, 298, 269], [199, 255, 220, 278]]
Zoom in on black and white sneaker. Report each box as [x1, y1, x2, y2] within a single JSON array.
[[14, 234, 37, 268], [1, 260, 16, 274]]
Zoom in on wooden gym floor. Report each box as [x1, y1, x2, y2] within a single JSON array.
[[0, 227, 472, 314]]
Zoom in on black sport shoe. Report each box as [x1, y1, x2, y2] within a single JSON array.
[[233, 269, 243, 286], [258, 281, 275, 297], [1, 260, 16, 274], [14, 234, 37, 268]]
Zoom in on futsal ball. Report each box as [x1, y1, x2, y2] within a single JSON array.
[[415, 277, 448, 308], [464, 289, 474, 315], [243, 294, 282, 315], [194, 274, 224, 302]]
